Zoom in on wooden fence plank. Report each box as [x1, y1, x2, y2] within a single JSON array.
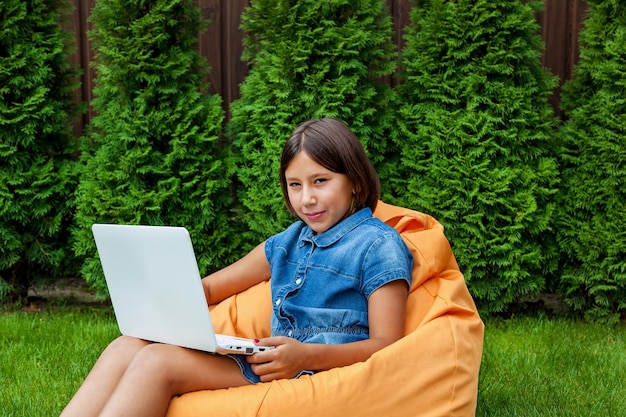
[[538, 0, 587, 116], [199, 0, 222, 101]]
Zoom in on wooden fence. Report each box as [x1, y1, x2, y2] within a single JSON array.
[[67, 0, 588, 136]]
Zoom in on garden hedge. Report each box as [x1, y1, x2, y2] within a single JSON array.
[[385, 0, 561, 314], [557, 0, 626, 324], [72, 0, 238, 296], [1, 0, 624, 322], [0, 0, 80, 301]]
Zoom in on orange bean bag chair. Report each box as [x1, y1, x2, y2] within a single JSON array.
[[166, 201, 484, 417]]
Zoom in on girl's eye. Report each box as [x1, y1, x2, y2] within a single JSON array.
[[288, 182, 301, 188], [314, 178, 327, 184]]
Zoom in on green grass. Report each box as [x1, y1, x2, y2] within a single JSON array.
[[477, 316, 626, 416], [1, 304, 624, 416], [0, 302, 118, 417]]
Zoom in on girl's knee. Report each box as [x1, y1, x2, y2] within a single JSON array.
[[124, 344, 181, 388], [126, 343, 178, 374], [98, 336, 152, 368], [105, 335, 151, 355]]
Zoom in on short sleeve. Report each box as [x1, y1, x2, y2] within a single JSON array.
[[361, 231, 413, 299]]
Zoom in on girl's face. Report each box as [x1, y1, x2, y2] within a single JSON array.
[[284, 151, 354, 234]]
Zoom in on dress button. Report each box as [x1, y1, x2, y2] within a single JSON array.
[[275, 298, 281, 305], [288, 330, 293, 337], [295, 278, 302, 285]]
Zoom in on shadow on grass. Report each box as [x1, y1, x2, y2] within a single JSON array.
[[1, 277, 111, 314]]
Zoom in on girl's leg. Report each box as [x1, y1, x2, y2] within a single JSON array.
[[60, 335, 151, 417], [98, 342, 249, 417]]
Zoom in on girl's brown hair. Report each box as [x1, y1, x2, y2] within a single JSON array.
[[279, 118, 380, 217]]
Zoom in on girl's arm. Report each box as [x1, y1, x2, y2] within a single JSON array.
[[201, 242, 271, 305], [247, 279, 408, 381]]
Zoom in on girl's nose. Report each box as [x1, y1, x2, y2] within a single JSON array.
[[301, 186, 316, 206]]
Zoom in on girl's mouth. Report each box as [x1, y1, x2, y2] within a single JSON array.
[[305, 211, 324, 221]]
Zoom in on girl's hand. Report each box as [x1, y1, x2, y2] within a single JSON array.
[[246, 336, 310, 382]]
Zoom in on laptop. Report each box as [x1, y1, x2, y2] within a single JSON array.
[[91, 223, 273, 355]]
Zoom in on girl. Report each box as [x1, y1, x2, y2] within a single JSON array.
[[61, 118, 413, 417]]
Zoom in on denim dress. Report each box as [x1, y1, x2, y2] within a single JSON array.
[[229, 207, 413, 383]]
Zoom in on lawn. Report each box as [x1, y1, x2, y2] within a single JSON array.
[[1, 302, 624, 416], [0, 302, 118, 417], [478, 316, 625, 416]]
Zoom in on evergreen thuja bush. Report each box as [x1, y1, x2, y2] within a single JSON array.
[[557, 0, 626, 323], [73, 0, 235, 295], [387, 0, 560, 313], [227, 0, 398, 243], [0, 0, 80, 301]]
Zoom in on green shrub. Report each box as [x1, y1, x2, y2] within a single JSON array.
[[73, 0, 236, 296], [387, 0, 560, 314], [0, 0, 80, 301], [556, 0, 626, 324], [227, 0, 399, 245]]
